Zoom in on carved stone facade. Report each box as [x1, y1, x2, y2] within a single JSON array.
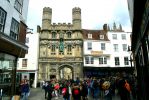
[[38, 7, 83, 81]]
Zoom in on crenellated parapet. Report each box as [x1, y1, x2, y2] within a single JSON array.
[[72, 7, 81, 14], [49, 23, 73, 30], [43, 7, 52, 13], [41, 7, 81, 31]]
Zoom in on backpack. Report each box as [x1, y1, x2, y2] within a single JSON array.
[[62, 88, 67, 95], [73, 89, 79, 95]]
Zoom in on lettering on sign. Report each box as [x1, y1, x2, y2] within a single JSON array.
[[91, 51, 103, 55]]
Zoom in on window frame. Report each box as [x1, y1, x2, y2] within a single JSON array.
[[101, 43, 105, 50], [115, 57, 120, 65], [124, 57, 129, 65], [10, 18, 20, 40], [67, 32, 72, 38], [122, 44, 127, 51], [0, 7, 7, 33], [87, 42, 92, 50], [114, 44, 118, 52], [14, 0, 23, 14], [112, 34, 117, 40], [90, 57, 94, 64], [88, 33, 92, 39], [121, 34, 126, 40], [51, 44, 56, 52], [100, 35, 104, 39], [85, 56, 94, 64], [52, 32, 56, 38], [67, 45, 72, 52], [99, 57, 107, 64], [85, 56, 89, 64], [22, 59, 27, 67]]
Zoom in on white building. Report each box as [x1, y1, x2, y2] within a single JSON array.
[[83, 24, 111, 77], [107, 31, 131, 68], [0, 0, 29, 35], [83, 24, 132, 78], [17, 32, 39, 88], [0, 0, 29, 95]]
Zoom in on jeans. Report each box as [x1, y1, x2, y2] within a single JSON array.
[[64, 98, 70, 100], [21, 92, 28, 100]]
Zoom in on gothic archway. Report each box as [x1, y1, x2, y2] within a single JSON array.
[[59, 65, 73, 80]]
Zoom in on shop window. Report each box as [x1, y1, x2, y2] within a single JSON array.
[[0, 53, 16, 85]]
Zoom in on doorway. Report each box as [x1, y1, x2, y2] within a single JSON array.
[[50, 75, 56, 79]]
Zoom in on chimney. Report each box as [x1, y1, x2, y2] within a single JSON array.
[[103, 24, 107, 31], [37, 25, 41, 33]]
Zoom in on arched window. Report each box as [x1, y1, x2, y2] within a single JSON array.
[[52, 32, 56, 38], [67, 32, 71, 38]]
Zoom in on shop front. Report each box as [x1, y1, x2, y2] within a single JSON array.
[[0, 32, 28, 96], [0, 53, 18, 96], [83, 67, 134, 78]]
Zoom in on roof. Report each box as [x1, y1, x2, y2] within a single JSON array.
[[82, 29, 109, 41]]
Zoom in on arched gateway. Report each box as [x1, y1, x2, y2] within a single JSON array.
[[58, 65, 73, 80]]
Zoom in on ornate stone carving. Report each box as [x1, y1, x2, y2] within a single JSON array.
[[40, 40, 48, 45]]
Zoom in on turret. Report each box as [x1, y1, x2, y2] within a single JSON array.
[[113, 22, 116, 31], [42, 7, 52, 29], [119, 24, 123, 31], [108, 25, 110, 31], [72, 7, 81, 30]]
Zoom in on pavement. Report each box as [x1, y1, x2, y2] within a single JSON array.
[[28, 88, 63, 100], [28, 88, 121, 100]]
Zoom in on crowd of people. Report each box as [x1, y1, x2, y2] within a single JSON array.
[[11, 79, 30, 100], [42, 73, 137, 100]]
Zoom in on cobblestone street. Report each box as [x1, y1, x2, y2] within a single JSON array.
[[28, 88, 121, 100]]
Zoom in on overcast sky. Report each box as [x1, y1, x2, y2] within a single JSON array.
[[27, 0, 132, 32]]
